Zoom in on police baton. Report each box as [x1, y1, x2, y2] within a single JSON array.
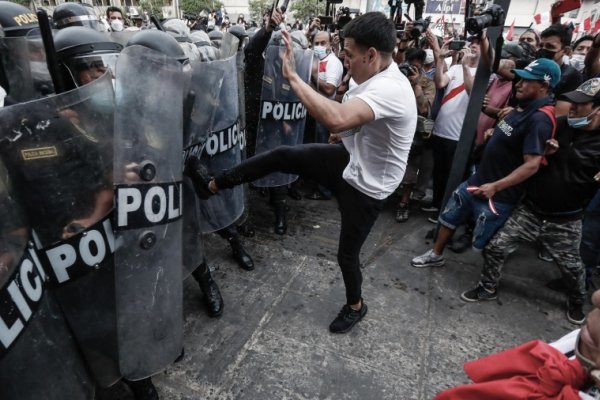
[[37, 9, 67, 94], [151, 15, 166, 31]]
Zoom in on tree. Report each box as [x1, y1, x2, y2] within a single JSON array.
[[248, 0, 269, 23], [138, 0, 166, 17], [179, 0, 222, 15], [289, 0, 325, 22]]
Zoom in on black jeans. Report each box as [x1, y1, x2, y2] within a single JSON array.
[[431, 135, 458, 209], [215, 143, 385, 305]]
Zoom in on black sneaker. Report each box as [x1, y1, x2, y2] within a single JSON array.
[[184, 155, 214, 200], [567, 302, 585, 325], [395, 202, 409, 222], [460, 283, 497, 302], [329, 301, 368, 334], [421, 204, 439, 213]]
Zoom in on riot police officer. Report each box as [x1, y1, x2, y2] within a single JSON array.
[[53, 2, 106, 32]]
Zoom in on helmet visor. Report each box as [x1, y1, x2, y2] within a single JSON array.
[[64, 53, 119, 86]]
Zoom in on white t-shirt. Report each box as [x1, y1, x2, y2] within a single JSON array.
[[318, 52, 343, 99], [340, 62, 417, 200], [432, 64, 476, 141]]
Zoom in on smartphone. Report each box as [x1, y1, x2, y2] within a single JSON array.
[[449, 40, 466, 51]]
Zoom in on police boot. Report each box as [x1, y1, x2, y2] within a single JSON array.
[[228, 234, 254, 271], [123, 377, 159, 400], [184, 155, 214, 200], [274, 205, 287, 235], [192, 262, 223, 317]]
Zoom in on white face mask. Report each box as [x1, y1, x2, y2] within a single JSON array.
[[570, 54, 586, 72], [110, 19, 124, 32], [313, 45, 327, 60]]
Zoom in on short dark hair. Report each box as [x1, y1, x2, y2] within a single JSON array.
[[342, 12, 395, 53], [406, 48, 426, 64], [106, 6, 122, 19], [541, 24, 572, 48], [573, 35, 594, 49]]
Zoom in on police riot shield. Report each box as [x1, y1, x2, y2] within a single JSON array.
[[195, 54, 245, 233], [182, 60, 224, 275], [0, 75, 114, 393], [113, 45, 183, 380], [218, 32, 240, 59], [0, 35, 54, 102], [253, 45, 313, 187]]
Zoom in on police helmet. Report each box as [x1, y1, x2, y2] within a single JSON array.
[[228, 25, 247, 40], [53, 3, 105, 32], [190, 30, 211, 46], [0, 1, 38, 37], [126, 29, 188, 64], [54, 26, 122, 89]]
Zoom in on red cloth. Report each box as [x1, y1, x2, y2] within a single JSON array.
[[434, 340, 587, 400], [593, 18, 600, 34], [534, 13, 542, 24], [584, 17, 591, 32]]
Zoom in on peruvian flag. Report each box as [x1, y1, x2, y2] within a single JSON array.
[[534, 13, 541, 24], [505, 18, 515, 41], [584, 17, 592, 32], [574, 24, 580, 34]]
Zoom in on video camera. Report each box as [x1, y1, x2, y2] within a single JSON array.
[[410, 16, 431, 40], [465, 4, 505, 35]]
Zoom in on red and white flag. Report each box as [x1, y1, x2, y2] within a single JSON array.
[[584, 16, 592, 32], [534, 13, 541, 24], [505, 18, 515, 41]]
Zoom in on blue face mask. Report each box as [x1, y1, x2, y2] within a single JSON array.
[[567, 108, 599, 128]]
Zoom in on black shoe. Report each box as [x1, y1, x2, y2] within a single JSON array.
[[192, 262, 223, 317], [287, 187, 302, 200], [184, 156, 214, 200], [329, 301, 368, 334], [460, 283, 497, 302], [123, 378, 159, 400], [567, 301, 585, 325], [229, 237, 254, 271], [274, 210, 287, 235]]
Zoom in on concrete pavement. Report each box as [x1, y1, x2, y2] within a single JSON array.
[[149, 186, 582, 400]]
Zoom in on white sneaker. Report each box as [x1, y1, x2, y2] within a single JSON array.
[[411, 249, 445, 268]]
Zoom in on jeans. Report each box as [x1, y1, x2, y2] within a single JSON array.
[[215, 143, 385, 304]]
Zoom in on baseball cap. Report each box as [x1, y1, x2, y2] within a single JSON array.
[[560, 78, 600, 103], [511, 58, 561, 88], [501, 42, 523, 59]]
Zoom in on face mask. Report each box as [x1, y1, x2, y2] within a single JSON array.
[[567, 108, 599, 128], [110, 19, 124, 32], [570, 54, 585, 72], [536, 48, 557, 60], [424, 49, 434, 64], [313, 45, 327, 60]]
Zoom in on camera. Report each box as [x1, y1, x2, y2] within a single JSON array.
[[466, 4, 505, 35], [411, 16, 431, 40], [398, 63, 414, 77], [449, 40, 466, 51]]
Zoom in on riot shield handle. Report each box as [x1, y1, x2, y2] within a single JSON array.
[[37, 9, 67, 94], [137, 160, 156, 181]]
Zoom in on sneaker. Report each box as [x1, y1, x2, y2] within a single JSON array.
[[567, 302, 585, 325], [538, 248, 553, 262], [329, 301, 368, 333], [395, 203, 409, 222], [460, 283, 497, 302], [421, 204, 439, 213], [411, 249, 445, 268], [427, 216, 438, 224]]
